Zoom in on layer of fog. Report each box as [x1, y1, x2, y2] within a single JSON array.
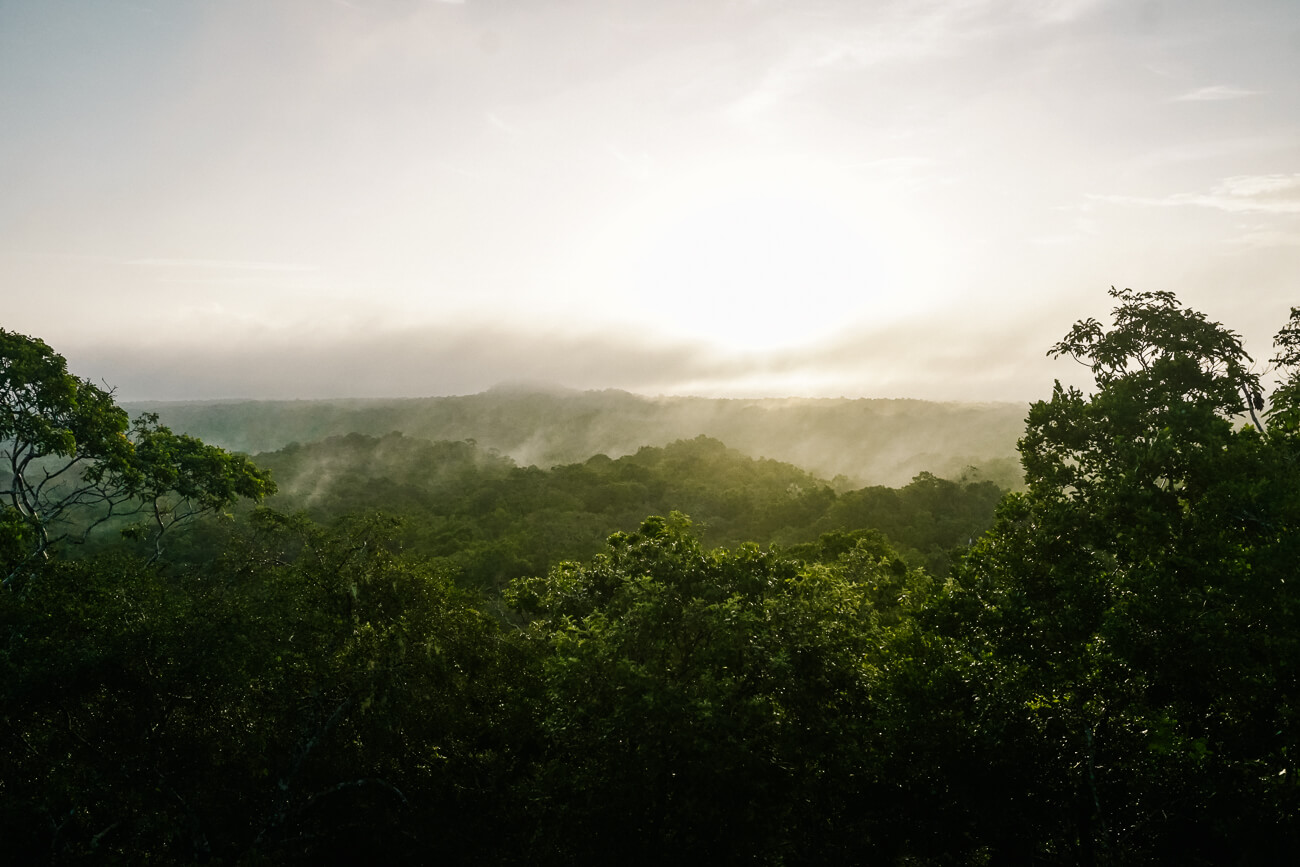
[[127, 388, 1027, 490], [75, 304, 1085, 405]]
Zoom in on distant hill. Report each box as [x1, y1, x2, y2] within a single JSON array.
[[125, 388, 1028, 488]]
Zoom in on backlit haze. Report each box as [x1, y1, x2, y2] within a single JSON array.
[[3, 0, 1298, 401]]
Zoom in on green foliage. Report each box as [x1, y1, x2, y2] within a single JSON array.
[[816, 471, 1004, 574], [8, 298, 1298, 864], [924, 288, 1300, 863], [1265, 305, 1300, 433], [0, 512, 536, 863], [0, 329, 132, 466], [255, 432, 1004, 589], [127, 388, 1027, 489], [1022, 287, 1259, 502], [1, 329, 275, 585], [2, 328, 134, 577], [506, 513, 924, 863]]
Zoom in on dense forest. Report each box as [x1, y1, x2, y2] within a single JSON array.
[[244, 432, 1003, 588], [124, 389, 1026, 490], [3, 289, 1299, 864]]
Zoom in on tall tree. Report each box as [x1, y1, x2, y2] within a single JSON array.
[[1, 328, 274, 587], [932, 289, 1300, 863]]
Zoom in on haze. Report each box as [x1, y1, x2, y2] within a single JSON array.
[[3, 0, 1298, 401]]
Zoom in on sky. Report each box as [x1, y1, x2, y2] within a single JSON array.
[[2, 0, 1299, 402]]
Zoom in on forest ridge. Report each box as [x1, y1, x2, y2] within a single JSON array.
[[124, 389, 1026, 490]]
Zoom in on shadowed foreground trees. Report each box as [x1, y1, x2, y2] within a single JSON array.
[[0, 511, 537, 864], [505, 513, 933, 864], [912, 289, 1300, 863]]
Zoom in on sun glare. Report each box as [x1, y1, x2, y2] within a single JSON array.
[[635, 196, 885, 352], [608, 166, 903, 354]]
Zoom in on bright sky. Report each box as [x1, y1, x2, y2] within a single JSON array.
[[2, 0, 1298, 401]]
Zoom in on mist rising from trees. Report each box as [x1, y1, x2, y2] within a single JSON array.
[[127, 390, 1026, 490]]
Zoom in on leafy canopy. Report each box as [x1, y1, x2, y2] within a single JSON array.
[[933, 288, 1300, 863], [1, 328, 274, 586]]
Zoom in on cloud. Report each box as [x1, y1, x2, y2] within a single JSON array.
[[75, 324, 715, 401], [1226, 226, 1300, 249], [1028, 0, 1112, 24], [1173, 85, 1261, 102], [67, 299, 1069, 404], [720, 0, 1112, 121], [484, 111, 522, 136], [1216, 175, 1300, 198], [123, 259, 320, 272], [1128, 136, 1290, 168], [1090, 174, 1300, 215]]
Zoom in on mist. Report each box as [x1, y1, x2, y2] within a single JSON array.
[[127, 388, 1028, 490], [73, 303, 1091, 404]]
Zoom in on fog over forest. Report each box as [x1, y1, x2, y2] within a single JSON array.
[[127, 389, 1026, 489]]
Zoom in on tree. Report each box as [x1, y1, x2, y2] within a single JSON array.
[[0, 510, 536, 864], [1265, 305, 1300, 432], [506, 513, 916, 864], [118, 411, 275, 561], [931, 289, 1300, 863], [1, 328, 274, 587]]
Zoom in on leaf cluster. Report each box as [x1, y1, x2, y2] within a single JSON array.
[[1, 329, 274, 585]]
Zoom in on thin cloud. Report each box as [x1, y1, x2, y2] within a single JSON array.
[[1217, 175, 1300, 197], [124, 259, 321, 272], [1090, 174, 1300, 215], [723, 0, 1110, 121], [1226, 224, 1300, 249], [485, 111, 522, 136], [71, 308, 1059, 404], [1129, 135, 1290, 169], [1174, 85, 1261, 102], [1029, 0, 1112, 24]]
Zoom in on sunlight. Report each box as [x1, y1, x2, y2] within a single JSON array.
[[636, 196, 885, 351], [610, 162, 905, 353]]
